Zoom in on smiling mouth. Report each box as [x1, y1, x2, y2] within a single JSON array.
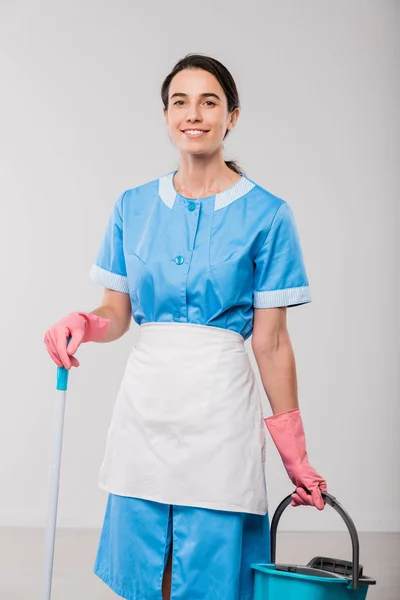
[[181, 129, 210, 137]]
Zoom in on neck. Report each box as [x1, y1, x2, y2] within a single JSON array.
[[174, 155, 241, 198]]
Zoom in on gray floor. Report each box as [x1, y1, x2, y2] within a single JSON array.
[[0, 528, 398, 599]]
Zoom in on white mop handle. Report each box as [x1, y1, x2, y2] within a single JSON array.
[[41, 363, 69, 600]]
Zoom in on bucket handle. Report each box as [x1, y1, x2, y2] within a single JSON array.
[[270, 491, 360, 590]]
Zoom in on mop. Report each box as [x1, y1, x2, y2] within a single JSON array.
[[41, 362, 69, 599]]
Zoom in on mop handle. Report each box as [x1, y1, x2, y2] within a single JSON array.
[[41, 351, 70, 599], [270, 491, 361, 590]]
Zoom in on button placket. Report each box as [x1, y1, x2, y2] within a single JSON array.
[[173, 200, 201, 322], [174, 200, 199, 266]]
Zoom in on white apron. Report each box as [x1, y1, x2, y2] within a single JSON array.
[[98, 322, 268, 515]]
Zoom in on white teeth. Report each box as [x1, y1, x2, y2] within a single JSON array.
[[185, 130, 206, 135]]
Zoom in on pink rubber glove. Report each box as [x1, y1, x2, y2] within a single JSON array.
[[264, 408, 327, 510], [44, 312, 110, 369]]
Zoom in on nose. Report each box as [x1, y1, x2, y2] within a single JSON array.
[[185, 103, 202, 122]]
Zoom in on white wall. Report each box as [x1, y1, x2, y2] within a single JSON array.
[[0, 0, 398, 533]]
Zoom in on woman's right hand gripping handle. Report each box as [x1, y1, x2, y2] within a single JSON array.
[[44, 312, 111, 370]]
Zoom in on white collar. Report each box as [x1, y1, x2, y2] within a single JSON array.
[[158, 171, 255, 211]]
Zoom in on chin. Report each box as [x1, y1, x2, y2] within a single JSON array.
[[177, 143, 211, 155]]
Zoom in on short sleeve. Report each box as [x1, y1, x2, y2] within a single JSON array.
[[253, 202, 311, 308], [89, 192, 129, 294]]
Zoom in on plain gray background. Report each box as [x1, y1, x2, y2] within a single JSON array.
[[0, 0, 398, 535]]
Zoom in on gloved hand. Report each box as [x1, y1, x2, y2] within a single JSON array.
[[264, 408, 327, 510], [44, 312, 110, 369]]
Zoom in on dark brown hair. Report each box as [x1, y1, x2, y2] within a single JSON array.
[[161, 53, 244, 175]]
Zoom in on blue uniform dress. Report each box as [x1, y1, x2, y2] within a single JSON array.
[[90, 171, 311, 599]]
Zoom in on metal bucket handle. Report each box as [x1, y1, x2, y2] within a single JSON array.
[[270, 491, 361, 590]]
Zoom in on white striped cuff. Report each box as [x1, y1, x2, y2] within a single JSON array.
[[89, 264, 129, 294], [253, 286, 311, 308]]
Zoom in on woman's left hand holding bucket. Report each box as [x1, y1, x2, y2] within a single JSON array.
[[264, 408, 327, 510]]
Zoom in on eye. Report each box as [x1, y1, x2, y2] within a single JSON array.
[[205, 100, 216, 106], [173, 100, 185, 106]]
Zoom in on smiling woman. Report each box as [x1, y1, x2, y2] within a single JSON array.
[[44, 52, 325, 600], [161, 54, 243, 190]]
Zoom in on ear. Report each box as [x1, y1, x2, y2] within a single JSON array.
[[227, 107, 240, 132], [163, 107, 169, 125]]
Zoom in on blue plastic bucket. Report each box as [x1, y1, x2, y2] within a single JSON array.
[[251, 492, 375, 599], [252, 564, 369, 599]]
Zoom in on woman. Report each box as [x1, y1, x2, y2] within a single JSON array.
[[44, 53, 327, 600]]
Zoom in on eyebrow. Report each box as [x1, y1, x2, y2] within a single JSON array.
[[170, 92, 221, 101]]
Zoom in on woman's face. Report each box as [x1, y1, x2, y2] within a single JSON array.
[[164, 68, 239, 157]]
